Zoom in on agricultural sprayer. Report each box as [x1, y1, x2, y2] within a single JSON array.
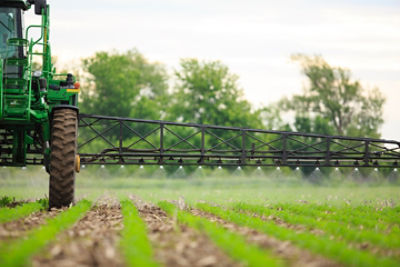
[[0, 0, 399, 208]]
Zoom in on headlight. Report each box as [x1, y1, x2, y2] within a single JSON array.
[[33, 70, 42, 77]]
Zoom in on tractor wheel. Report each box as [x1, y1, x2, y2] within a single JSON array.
[[49, 108, 78, 208]]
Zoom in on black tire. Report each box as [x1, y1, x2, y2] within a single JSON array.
[[49, 108, 77, 208]]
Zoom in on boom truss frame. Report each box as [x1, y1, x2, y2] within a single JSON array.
[[77, 114, 400, 168]]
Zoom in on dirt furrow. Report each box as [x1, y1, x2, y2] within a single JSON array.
[[191, 208, 341, 267], [135, 200, 241, 267], [33, 201, 123, 267], [0, 208, 61, 242]]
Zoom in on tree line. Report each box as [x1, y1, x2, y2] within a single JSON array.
[[79, 49, 385, 138]]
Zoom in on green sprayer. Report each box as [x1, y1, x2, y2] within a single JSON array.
[[0, 0, 79, 208], [1, 0, 399, 208]]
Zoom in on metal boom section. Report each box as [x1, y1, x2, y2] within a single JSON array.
[[77, 114, 400, 168]]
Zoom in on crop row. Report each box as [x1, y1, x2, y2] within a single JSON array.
[[195, 203, 399, 267], [230, 202, 399, 250], [0, 200, 47, 223], [0, 199, 399, 267], [280, 203, 400, 225], [0, 199, 282, 266], [120, 200, 159, 267], [158, 201, 282, 267], [266, 203, 399, 233], [0, 200, 91, 266]]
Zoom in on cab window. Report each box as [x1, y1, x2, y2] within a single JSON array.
[[0, 7, 18, 59]]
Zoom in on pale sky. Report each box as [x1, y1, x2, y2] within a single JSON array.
[[27, 0, 400, 140]]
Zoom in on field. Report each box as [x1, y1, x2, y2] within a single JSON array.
[[0, 166, 399, 267]]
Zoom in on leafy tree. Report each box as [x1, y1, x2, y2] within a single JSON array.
[[80, 49, 169, 119], [164, 59, 264, 172], [77, 49, 170, 153], [280, 54, 385, 138], [169, 58, 262, 129], [292, 115, 335, 136]]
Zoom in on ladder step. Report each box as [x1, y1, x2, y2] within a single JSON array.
[[4, 78, 28, 89], [2, 88, 25, 94], [5, 58, 28, 66], [4, 94, 29, 99], [6, 38, 29, 47]]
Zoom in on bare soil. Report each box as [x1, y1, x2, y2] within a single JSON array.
[[135, 200, 241, 267], [191, 208, 341, 267], [33, 201, 124, 267]]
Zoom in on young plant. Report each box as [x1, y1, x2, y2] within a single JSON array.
[[120, 200, 159, 267]]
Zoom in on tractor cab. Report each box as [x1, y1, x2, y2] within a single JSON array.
[[0, 0, 46, 121]]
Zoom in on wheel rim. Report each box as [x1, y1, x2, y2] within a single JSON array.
[[75, 154, 80, 173]]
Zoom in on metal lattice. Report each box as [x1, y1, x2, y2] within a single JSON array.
[[78, 114, 400, 168], [0, 127, 44, 165]]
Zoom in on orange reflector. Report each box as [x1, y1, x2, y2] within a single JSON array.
[[74, 82, 80, 89]]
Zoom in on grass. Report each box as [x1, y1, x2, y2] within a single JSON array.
[[196, 203, 399, 267], [231, 202, 400, 251], [0, 200, 91, 267], [120, 200, 159, 267], [0, 200, 47, 223], [158, 201, 282, 267]]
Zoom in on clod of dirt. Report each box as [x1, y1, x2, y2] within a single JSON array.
[[137, 202, 241, 267], [191, 208, 341, 267], [33, 202, 123, 267]]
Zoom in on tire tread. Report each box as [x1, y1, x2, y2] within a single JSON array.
[[49, 109, 77, 208]]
